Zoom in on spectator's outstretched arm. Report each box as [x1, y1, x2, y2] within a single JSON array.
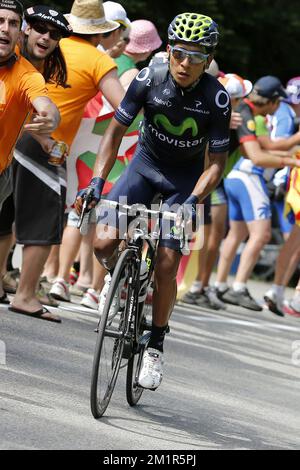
[[243, 139, 300, 168], [258, 130, 300, 151], [24, 97, 60, 134]]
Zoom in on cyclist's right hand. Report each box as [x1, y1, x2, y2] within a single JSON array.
[[75, 177, 105, 215]]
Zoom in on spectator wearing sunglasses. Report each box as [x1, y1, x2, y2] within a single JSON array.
[[8, 0, 125, 322], [1, 5, 71, 321], [0, 1, 60, 311]]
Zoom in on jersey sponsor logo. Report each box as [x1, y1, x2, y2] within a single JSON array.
[[183, 105, 210, 115], [215, 90, 230, 109], [153, 96, 172, 107], [247, 120, 256, 131], [154, 114, 198, 137], [211, 138, 230, 148], [117, 105, 134, 121], [49, 10, 59, 16], [148, 123, 204, 148], [163, 88, 171, 96], [0, 80, 6, 111], [136, 67, 150, 82]]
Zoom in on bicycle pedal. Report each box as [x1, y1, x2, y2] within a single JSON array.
[[139, 331, 151, 346]]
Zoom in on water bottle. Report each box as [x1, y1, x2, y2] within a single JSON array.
[[138, 260, 149, 303]]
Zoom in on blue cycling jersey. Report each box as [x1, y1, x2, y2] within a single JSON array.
[[114, 63, 231, 167]]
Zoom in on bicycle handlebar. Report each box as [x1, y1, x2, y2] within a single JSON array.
[[99, 199, 178, 221]]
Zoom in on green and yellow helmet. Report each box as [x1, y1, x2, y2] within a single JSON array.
[[168, 13, 219, 52]]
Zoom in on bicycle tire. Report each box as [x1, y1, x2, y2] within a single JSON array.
[[90, 248, 136, 418], [126, 341, 145, 406]]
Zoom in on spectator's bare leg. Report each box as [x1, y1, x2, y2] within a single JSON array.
[[12, 245, 51, 312], [216, 221, 248, 283]]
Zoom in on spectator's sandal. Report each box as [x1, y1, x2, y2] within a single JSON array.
[[8, 306, 61, 323], [0, 293, 10, 305]]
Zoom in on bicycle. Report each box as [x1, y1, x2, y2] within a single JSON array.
[[87, 199, 188, 419]]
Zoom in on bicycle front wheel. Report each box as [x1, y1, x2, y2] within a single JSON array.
[[90, 249, 136, 418]]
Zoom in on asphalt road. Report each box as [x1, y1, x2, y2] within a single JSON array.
[[1, 279, 300, 450]]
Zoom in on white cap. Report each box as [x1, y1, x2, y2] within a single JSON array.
[[218, 73, 253, 98], [103, 1, 131, 29]]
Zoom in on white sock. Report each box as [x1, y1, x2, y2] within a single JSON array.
[[272, 284, 285, 301], [189, 281, 203, 294], [214, 282, 228, 293], [233, 282, 247, 292]]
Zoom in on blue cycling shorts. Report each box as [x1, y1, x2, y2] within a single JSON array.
[[96, 147, 207, 251]]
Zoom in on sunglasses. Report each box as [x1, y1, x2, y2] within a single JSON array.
[[170, 46, 209, 65], [32, 23, 62, 41]]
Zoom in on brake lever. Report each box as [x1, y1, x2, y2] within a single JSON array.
[[77, 187, 94, 235]]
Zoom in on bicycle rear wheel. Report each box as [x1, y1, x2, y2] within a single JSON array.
[[90, 249, 136, 418]]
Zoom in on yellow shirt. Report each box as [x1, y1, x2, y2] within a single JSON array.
[[48, 36, 117, 147], [0, 55, 47, 173]]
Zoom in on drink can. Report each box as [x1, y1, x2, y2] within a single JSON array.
[[48, 141, 68, 167]]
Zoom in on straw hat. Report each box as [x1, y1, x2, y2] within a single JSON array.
[[65, 0, 119, 35]]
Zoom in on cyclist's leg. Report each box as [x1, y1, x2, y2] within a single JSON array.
[[94, 153, 159, 269], [153, 246, 181, 327]]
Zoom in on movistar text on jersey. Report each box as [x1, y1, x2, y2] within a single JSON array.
[[148, 124, 205, 147]]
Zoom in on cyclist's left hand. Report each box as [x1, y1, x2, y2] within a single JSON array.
[[75, 177, 105, 215]]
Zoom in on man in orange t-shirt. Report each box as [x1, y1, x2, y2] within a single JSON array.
[[0, 0, 60, 211], [6, 0, 124, 318]]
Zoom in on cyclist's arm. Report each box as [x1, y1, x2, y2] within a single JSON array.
[[242, 139, 300, 168], [93, 68, 150, 178], [191, 151, 227, 202]]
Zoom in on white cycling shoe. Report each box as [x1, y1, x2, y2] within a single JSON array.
[[138, 348, 164, 390]]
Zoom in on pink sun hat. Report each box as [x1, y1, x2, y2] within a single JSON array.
[[125, 20, 162, 55]]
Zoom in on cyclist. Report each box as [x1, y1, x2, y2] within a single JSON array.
[[76, 12, 231, 390]]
